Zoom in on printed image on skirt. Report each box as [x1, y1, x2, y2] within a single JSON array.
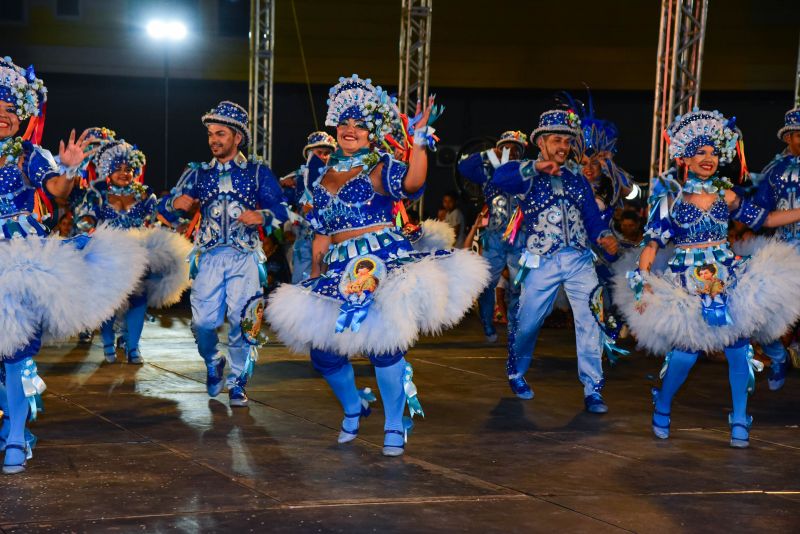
[[267, 227, 490, 356]]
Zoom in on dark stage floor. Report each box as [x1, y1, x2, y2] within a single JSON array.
[[1, 310, 799, 533]]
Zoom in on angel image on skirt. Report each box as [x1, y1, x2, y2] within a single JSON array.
[[343, 258, 380, 302], [693, 263, 725, 298]]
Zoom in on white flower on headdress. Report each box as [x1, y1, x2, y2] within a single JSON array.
[[325, 74, 400, 145], [97, 141, 147, 180], [0, 57, 46, 121], [667, 109, 738, 164]]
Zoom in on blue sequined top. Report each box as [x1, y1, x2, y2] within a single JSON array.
[[490, 159, 611, 256], [457, 151, 522, 232], [0, 140, 61, 239], [158, 152, 288, 252], [645, 176, 766, 247], [753, 154, 800, 241], [76, 182, 157, 230], [307, 152, 423, 236]]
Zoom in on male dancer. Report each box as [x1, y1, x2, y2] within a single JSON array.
[[457, 131, 528, 342], [491, 110, 618, 413], [280, 131, 336, 283], [159, 101, 287, 407], [751, 107, 800, 390]]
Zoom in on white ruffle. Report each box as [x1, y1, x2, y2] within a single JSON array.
[[612, 238, 800, 354], [129, 226, 193, 308], [267, 249, 489, 356], [0, 225, 147, 358]]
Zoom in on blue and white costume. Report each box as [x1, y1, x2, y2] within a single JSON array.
[[281, 131, 336, 283], [267, 75, 489, 456], [158, 101, 288, 407], [0, 58, 146, 473], [611, 109, 800, 447], [457, 130, 528, 341], [746, 107, 800, 390], [76, 141, 191, 364], [490, 110, 614, 411]]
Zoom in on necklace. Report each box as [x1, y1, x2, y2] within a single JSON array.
[[328, 148, 378, 172], [108, 183, 136, 196], [0, 137, 24, 164]]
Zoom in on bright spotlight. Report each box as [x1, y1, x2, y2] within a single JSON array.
[[146, 19, 188, 41]]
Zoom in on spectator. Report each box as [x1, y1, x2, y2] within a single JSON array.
[[442, 191, 466, 247]]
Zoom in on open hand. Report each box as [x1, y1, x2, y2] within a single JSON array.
[[59, 129, 95, 168]]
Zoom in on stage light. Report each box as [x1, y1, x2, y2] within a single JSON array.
[[146, 19, 188, 41]]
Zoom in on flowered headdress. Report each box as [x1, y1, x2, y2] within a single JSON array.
[[325, 74, 401, 145], [777, 107, 800, 141], [302, 131, 337, 159], [496, 130, 528, 151], [202, 101, 250, 147], [531, 109, 581, 143], [96, 140, 146, 181], [666, 109, 738, 164], [0, 56, 47, 143]]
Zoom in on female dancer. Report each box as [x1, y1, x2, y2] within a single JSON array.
[[0, 57, 145, 473], [268, 75, 489, 456], [76, 140, 192, 364], [614, 109, 800, 448]]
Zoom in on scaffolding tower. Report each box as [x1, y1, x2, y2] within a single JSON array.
[[248, 0, 276, 163], [649, 0, 709, 179], [398, 0, 433, 217]]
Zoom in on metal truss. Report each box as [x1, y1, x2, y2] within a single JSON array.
[[398, 0, 432, 218], [248, 0, 276, 163], [649, 0, 709, 178]]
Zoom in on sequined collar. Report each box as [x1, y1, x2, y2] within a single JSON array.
[[327, 148, 378, 172], [682, 172, 732, 194], [108, 183, 135, 196], [209, 151, 248, 171]]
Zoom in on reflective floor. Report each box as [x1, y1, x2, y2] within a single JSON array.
[[1, 307, 799, 533]]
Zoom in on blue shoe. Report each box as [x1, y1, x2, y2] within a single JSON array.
[[651, 388, 670, 439], [126, 348, 144, 365], [584, 393, 609, 414], [382, 429, 406, 457], [768, 360, 787, 391], [206, 357, 226, 398], [338, 388, 375, 444], [484, 324, 498, 343], [228, 385, 249, 407], [2, 443, 28, 475], [103, 344, 117, 364], [729, 413, 752, 449], [508, 375, 534, 400]]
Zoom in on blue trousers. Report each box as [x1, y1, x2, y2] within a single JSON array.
[[507, 248, 604, 396], [291, 236, 313, 284], [100, 292, 148, 353], [478, 229, 523, 332], [191, 246, 262, 386]]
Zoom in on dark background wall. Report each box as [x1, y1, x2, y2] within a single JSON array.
[[38, 72, 795, 215]]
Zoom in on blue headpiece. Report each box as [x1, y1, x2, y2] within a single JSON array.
[[325, 74, 400, 144], [0, 56, 46, 121], [667, 108, 738, 164], [778, 107, 800, 141], [303, 130, 337, 158], [496, 130, 529, 150], [202, 101, 250, 147], [96, 140, 146, 180], [558, 90, 618, 157], [531, 109, 581, 143]]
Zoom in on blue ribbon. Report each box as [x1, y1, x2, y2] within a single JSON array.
[[700, 294, 733, 327], [403, 362, 424, 418], [335, 296, 373, 333]]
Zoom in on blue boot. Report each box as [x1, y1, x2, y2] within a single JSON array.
[[725, 341, 752, 449], [762, 340, 788, 391], [228, 374, 249, 408], [374, 358, 409, 457], [652, 349, 699, 440], [319, 361, 368, 444], [3, 359, 30, 474], [125, 293, 148, 365]]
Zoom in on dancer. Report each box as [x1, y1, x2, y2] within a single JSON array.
[[280, 131, 336, 283], [491, 109, 618, 412], [0, 57, 146, 473], [614, 109, 800, 448], [158, 101, 288, 407], [748, 107, 800, 390], [457, 130, 528, 342], [267, 75, 489, 456], [76, 140, 192, 364]]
